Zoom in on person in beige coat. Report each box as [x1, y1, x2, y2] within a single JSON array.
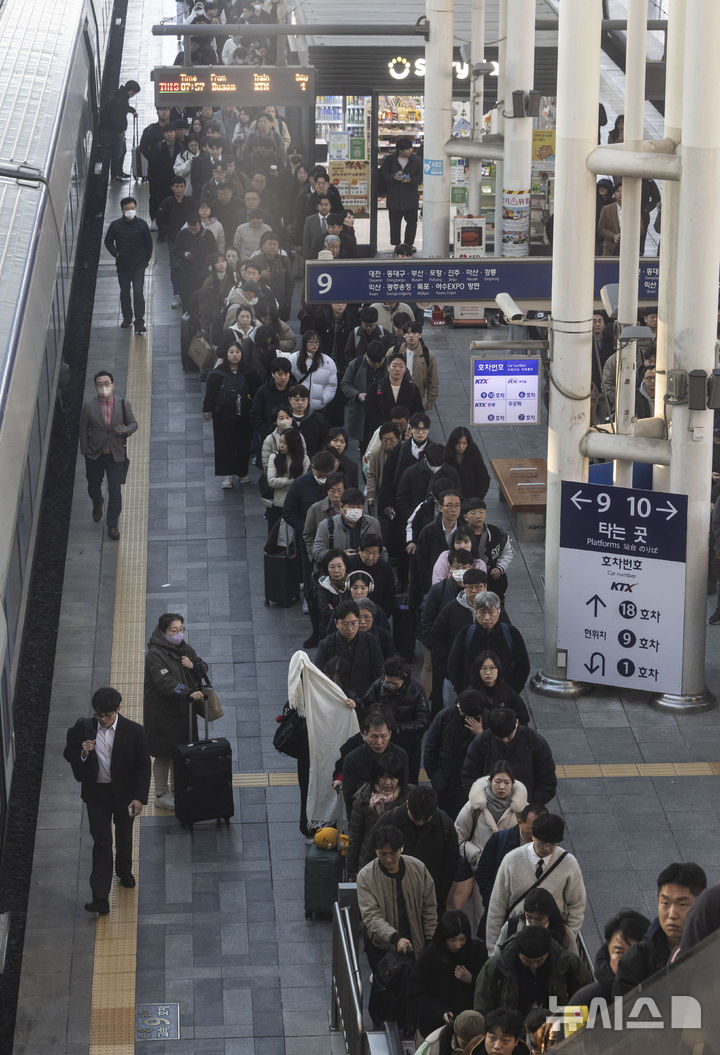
[[397, 322, 440, 411], [357, 823, 438, 966]]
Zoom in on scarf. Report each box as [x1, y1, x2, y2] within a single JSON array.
[[485, 785, 512, 823], [411, 438, 427, 460], [368, 786, 400, 815]]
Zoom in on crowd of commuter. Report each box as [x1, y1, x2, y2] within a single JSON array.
[[85, 5, 720, 1052]]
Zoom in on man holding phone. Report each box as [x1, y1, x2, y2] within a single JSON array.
[[78, 369, 138, 540], [378, 137, 423, 249], [64, 687, 151, 916]]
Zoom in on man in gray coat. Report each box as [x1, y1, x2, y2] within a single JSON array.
[[78, 370, 138, 540]]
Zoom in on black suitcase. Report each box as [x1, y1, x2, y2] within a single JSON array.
[[264, 550, 301, 606], [392, 594, 418, 661], [173, 700, 234, 829], [304, 791, 345, 919]]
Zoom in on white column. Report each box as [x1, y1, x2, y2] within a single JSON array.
[[613, 1, 646, 486], [654, 0, 720, 712], [468, 0, 486, 215], [493, 0, 507, 255], [500, 0, 534, 258], [653, 0, 685, 493], [532, 0, 602, 697], [422, 0, 454, 257]]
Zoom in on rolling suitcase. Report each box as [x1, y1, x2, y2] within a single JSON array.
[[173, 699, 234, 830], [264, 550, 302, 606], [304, 792, 345, 919], [392, 594, 418, 661]]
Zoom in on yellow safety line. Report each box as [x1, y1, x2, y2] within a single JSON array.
[[89, 274, 153, 1054]]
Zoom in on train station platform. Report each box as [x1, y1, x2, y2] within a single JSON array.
[[9, 1, 720, 1053]]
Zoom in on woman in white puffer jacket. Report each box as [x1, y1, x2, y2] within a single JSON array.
[[288, 331, 337, 412]]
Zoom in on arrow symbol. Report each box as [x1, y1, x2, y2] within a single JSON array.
[[656, 500, 677, 521], [571, 490, 591, 511], [584, 651, 606, 675], [585, 594, 607, 617]]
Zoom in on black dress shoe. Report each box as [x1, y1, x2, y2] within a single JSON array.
[[134, 323, 146, 334], [92, 500, 104, 522], [120, 319, 132, 329], [108, 525, 120, 540], [85, 899, 110, 915], [118, 874, 136, 888]]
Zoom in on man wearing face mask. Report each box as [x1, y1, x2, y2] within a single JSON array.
[[104, 197, 153, 334], [311, 488, 382, 564], [361, 656, 430, 783], [79, 370, 138, 540]]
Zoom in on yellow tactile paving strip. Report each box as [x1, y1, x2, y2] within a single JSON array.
[[89, 277, 153, 1054]]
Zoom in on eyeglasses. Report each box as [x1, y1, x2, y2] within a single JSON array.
[[480, 665, 497, 672]]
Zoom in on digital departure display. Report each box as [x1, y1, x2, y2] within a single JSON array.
[[153, 66, 315, 106]]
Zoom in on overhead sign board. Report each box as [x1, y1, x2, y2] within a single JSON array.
[[304, 257, 663, 304], [153, 66, 315, 106], [557, 481, 688, 694], [472, 356, 541, 425]]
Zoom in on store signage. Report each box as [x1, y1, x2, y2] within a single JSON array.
[[472, 356, 541, 425], [305, 257, 663, 305], [386, 54, 492, 81], [424, 159, 444, 176], [558, 481, 687, 694], [153, 66, 315, 106]]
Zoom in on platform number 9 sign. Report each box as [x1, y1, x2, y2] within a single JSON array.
[[317, 273, 333, 295]]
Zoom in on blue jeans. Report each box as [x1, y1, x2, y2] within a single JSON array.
[[85, 454, 125, 526], [117, 265, 146, 325]]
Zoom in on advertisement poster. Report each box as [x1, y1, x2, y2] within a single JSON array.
[[328, 160, 370, 217], [349, 137, 366, 160], [328, 131, 349, 161], [501, 190, 531, 257], [531, 129, 556, 176]]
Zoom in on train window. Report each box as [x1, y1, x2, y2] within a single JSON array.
[[0, 664, 10, 817], [28, 407, 42, 508], [3, 529, 22, 663], [16, 466, 33, 575], [37, 350, 50, 442]]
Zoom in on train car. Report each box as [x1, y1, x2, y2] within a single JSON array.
[[0, 0, 114, 840]]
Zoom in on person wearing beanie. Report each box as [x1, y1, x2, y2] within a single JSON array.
[[417, 1010, 485, 1055], [357, 598, 396, 659], [341, 335, 389, 445], [473, 924, 591, 1017]]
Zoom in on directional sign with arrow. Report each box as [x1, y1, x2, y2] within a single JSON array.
[[557, 481, 687, 694]]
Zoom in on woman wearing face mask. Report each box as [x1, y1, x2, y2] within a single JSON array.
[[288, 330, 338, 412], [432, 527, 487, 584], [360, 655, 430, 784], [346, 755, 409, 878], [316, 549, 350, 633], [406, 911, 487, 1038], [266, 427, 309, 528], [143, 612, 208, 811], [203, 333, 261, 488], [197, 253, 235, 336], [447, 761, 527, 917], [468, 651, 530, 725]]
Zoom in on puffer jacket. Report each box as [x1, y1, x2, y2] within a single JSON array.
[[288, 350, 338, 411], [454, 776, 528, 868], [361, 676, 431, 741], [143, 628, 208, 757]]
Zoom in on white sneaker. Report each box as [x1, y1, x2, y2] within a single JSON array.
[[238, 475, 250, 484], [150, 219, 158, 232], [170, 294, 181, 309], [221, 475, 233, 489], [156, 792, 175, 811]]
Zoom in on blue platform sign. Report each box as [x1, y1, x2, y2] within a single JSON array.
[[557, 481, 688, 694], [305, 257, 663, 304]]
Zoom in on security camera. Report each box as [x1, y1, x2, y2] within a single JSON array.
[[600, 283, 619, 318], [495, 292, 524, 322], [473, 61, 496, 76]]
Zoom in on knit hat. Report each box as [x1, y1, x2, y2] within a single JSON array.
[[516, 925, 552, 957], [454, 1011, 485, 1046]]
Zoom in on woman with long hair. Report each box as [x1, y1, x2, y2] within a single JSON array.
[[288, 330, 338, 411], [266, 426, 309, 527], [432, 526, 487, 583], [444, 426, 491, 501], [406, 910, 487, 1037], [468, 651, 530, 724], [345, 754, 409, 878], [325, 426, 359, 486], [203, 334, 260, 488]]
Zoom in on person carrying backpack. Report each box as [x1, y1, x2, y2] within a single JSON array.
[[203, 333, 260, 489]]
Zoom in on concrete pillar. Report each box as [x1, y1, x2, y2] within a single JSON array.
[[531, 0, 602, 698], [613, 0, 647, 487], [468, 0, 486, 215], [500, 0, 534, 258], [422, 0, 454, 257], [653, 0, 685, 493], [653, 0, 720, 712]]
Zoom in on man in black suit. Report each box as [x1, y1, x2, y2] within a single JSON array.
[[64, 687, 151, 916], [302, 194, 332, 260], [78, 370, 138, 540]]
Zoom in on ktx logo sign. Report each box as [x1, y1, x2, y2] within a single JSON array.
[[610, 581, 636, 592]]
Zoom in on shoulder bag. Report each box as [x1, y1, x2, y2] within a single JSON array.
[[193, 671, 224, 721], [273, 702, 307, 758], [503, 851, 569, 922]]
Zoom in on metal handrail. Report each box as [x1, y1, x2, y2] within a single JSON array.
[[577, 931, 596, 981], [331, 901, 365, 1055]]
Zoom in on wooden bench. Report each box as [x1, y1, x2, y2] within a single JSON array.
[[490, 458, 547, 542]]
